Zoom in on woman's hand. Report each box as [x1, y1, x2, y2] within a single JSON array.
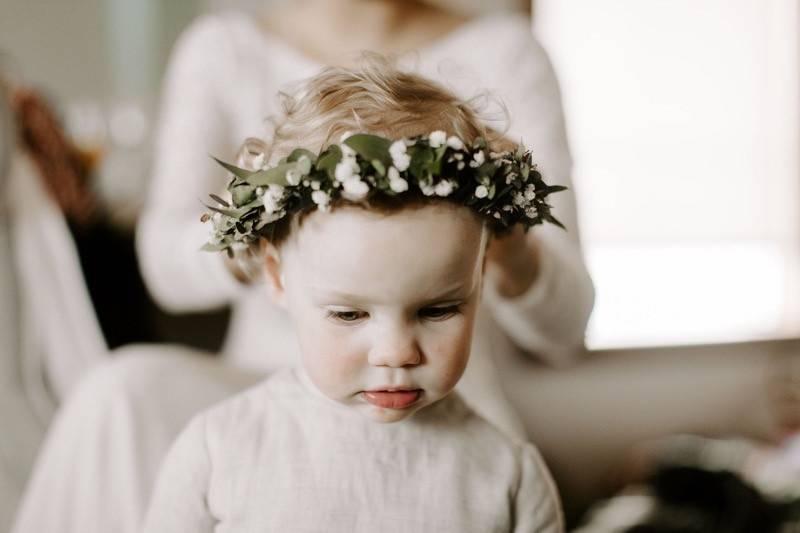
[[485, 225, 540, 298]]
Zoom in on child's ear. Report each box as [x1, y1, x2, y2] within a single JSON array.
[[262, 241, 287, 308]]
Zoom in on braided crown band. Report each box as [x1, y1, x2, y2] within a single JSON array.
[[202, 131, 567, 255]]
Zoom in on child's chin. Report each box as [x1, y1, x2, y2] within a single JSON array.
[[362, 403, 423, 423]]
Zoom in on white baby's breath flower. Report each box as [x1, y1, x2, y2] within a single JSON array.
[[342, 178, 370, 201], [256, 187, 264, 196], [446, 136, 464, 150], [428, 130, 447, 148], [262, 184, 284, 214], [285, 169, 301, 186], [390, 177, 408, 193], [524, 184, 537, 201], [311, 190, 331, 208], [335, 157, 359, 181], [389, 140, 410, 171], [387, 166, 408, 193], [513, 192, 527, 206], [474, 185, 489, 199], [457, 161, 465, 170], [310, 180, 321, 191], [340, 143, 356, 158], [525, 206, 537, 219], [419, 182, 436, 196], [469, 150, 486, 168], [434, 180, 455, 197]]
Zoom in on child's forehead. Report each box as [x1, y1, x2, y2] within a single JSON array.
[[283, 205, 486, 299]]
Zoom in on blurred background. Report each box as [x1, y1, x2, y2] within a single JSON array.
[[3, 0, 797, 348], [2, 0, 799, 531]]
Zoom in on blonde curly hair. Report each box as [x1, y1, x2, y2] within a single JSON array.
[[237, 52, 513, 170]]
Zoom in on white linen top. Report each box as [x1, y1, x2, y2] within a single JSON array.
[[141, 368, 564, 533], [136, 11, 594, 438]]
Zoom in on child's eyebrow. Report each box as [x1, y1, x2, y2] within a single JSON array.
[[312, 283, 472, 305]]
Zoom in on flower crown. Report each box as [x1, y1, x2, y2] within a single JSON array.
[[202, 131, 567, 255]]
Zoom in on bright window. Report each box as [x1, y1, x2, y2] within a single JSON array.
[[534, 0, 800, 348]]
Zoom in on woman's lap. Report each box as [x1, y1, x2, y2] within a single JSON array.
[[12, 344, 262, 533]]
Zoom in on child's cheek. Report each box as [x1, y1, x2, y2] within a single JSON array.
[[428, 318, 474, 391], [302, 328, 365, 395]]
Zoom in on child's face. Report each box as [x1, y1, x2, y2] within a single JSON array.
[[268, 204, 487, 423]]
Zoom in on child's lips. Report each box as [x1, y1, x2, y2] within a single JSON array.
[[362, 389, 422, 409]]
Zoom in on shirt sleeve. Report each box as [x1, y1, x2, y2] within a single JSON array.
[[136, 14, 244, 313], [482, 20, 595, 366], [512, 443, 565, 533], [141, 414, 216, 533]]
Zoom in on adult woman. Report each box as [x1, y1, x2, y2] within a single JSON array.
[[13, 1, 593, 532]]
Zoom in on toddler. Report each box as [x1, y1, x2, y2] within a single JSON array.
[[142, 57, 566, 533]]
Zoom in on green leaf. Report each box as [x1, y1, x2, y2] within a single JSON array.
[[212, 157, 256, 180], [407, 146, 434, 179], [287, 148, 317, 165], [316, 145, 342, 180], [245, 163, 293, 186], [544, 214, 567, 230], [371, 159, 386, 177], [201, 242, 230, 252], [231, 184, 255, 207], [209, 193, 230, 207], [343, 134, 392, 165], [546, 185, 568, 194]]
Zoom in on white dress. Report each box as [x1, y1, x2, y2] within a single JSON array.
[[142, 369, 564, 533], [13, 10, 593, 533]]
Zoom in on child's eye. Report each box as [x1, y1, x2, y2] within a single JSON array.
[[418, 305, 460, 321], [327, 310, 368, 323]]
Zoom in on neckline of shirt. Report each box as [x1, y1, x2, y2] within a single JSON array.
[[234, 10, 518, 71]]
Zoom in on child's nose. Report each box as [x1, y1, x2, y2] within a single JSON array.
[[367, 326, 422, 368]]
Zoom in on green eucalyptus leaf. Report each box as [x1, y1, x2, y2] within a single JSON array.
[[407, 146, 434, 179], [246, 163, 293, 186], [371, 159, 386, 177], [343, 134, 392, 165], [544, 214, 566, 230], [209, 193, 230, 207], [288, 148, 317, 165], [316, 144, 342, 179], [201, 242, 230, 252], [231, 184, 255, 207], [212, 157, 256, 180]]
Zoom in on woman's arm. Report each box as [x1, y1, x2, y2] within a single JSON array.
[[136, 15, 244, 313], [141, 414, 216, 533], [483, 21, 595, 366]]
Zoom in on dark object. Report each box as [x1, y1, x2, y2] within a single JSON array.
[[70, 216, 230, 352], [624, 466, 800, 533]]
